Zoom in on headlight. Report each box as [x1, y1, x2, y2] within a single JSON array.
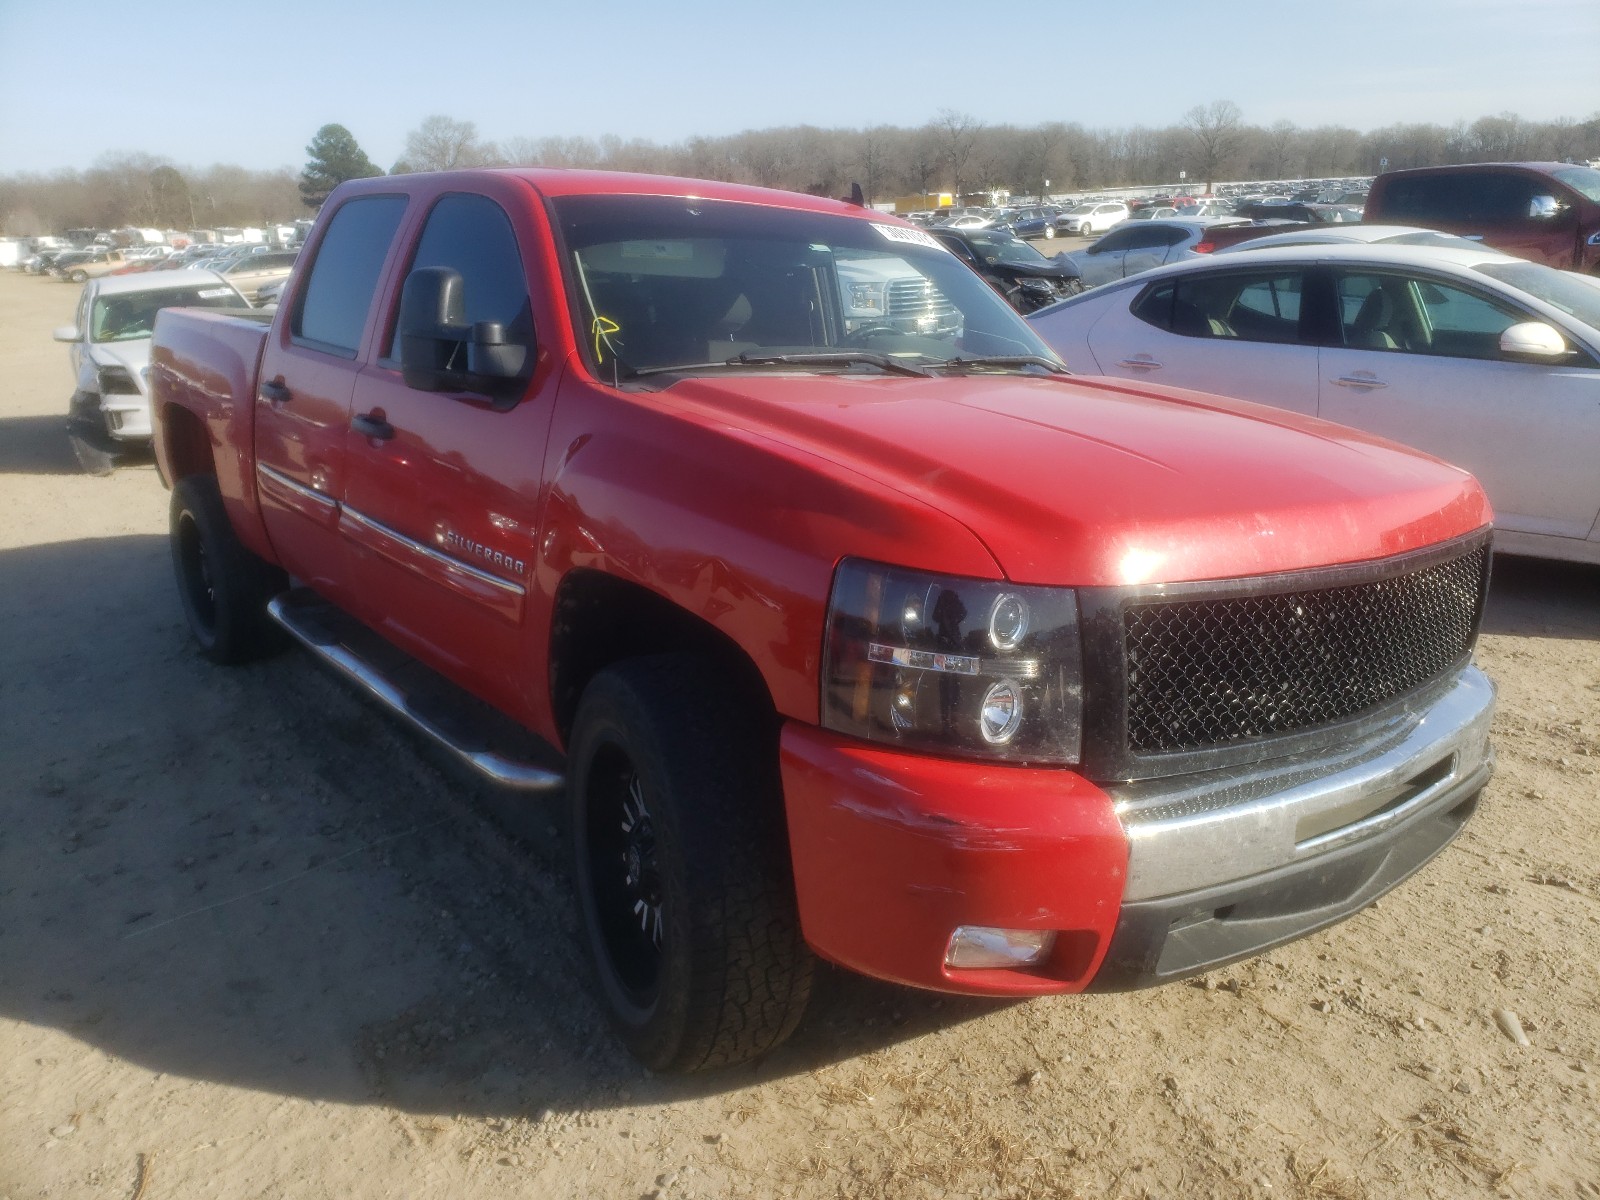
[[96, 365, 142, 395], [822, 559, 1083, 764], [846, 281, 887, 316]]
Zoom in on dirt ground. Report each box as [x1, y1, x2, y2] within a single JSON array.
[[1, 266, 1597, 1200]]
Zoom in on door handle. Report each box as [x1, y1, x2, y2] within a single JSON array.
[[1333, 374, 1387, 389], [351, 412, 396, 440], [1119, 356, 1162, 370], [260, 378, 291, 403]]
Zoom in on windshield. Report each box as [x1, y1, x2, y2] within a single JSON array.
[[1474, 260, 1600, 331], [550, 195, 1060, 379], [961, 232, 1051, 266], [1550, 167, 1600, 204], [1066, 203, 1096, 215], [91, 283, 243, 342]]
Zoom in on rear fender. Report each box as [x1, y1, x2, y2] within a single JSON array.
[[150, 308, 278, 566]]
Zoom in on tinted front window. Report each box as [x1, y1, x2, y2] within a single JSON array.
[[292, 195, 408, 356], [1336, 272, 1521, 359], [385, 193, 530, 359]]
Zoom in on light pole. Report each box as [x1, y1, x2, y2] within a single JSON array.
[[1042, 178, 1050, 205]]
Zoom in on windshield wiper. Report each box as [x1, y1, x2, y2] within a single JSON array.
[[729, 351, 932, 377], [934, 354, 1069, 374], [626, 351, 931, 380]]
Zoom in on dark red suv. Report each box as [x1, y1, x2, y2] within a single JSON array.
[[1364, 162, 1600, 273]]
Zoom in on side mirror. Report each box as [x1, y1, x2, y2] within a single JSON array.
[[1528, 194, 1563, 221], [1499, 321, 1569, 360], [52, 325, 82, 343], [398, 266, 529, 396]]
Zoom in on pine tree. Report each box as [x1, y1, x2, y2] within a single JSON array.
[[299, 124, 382, 209]]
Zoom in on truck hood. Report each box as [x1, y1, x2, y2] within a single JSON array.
[[659, 371, 1489, 586]]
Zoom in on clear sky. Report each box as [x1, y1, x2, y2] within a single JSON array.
[[1, 0, 1596, 175]]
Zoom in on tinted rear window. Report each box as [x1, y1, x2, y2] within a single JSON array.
[[291, 195, 408, 356]]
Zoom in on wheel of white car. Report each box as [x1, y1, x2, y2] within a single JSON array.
[[569, 654, 813, 1072], [170, 475, 289, 664], [70, 269, 87, 283]]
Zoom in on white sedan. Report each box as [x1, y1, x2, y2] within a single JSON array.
[[1028, 243, 1600, 564]]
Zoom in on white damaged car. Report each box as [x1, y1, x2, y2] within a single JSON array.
[[54, 270, 250, 473]]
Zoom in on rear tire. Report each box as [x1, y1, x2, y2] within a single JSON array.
[[170, 475, 288, 664], [569, 655, 813, 1072]]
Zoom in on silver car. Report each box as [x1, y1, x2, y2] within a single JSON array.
[[1028, 243, 1600, 565], [1059, 219, 1247, 289], [53, 270, 249, 472]]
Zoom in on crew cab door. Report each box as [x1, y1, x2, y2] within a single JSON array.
[[254, 194, 410, 606], [339, 185, 560, 723]]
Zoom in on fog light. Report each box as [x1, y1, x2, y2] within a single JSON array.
[[945, 926, 1056, 970]]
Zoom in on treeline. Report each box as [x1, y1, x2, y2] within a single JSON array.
[[4, 106, 1597, 235]]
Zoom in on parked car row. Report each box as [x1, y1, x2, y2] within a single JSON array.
[[17, 239, 299, 302]]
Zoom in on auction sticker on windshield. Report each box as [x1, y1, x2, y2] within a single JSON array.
[[872, 225, 945, 251]]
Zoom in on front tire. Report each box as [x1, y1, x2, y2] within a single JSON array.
[[70, 269, 87, 283], [569, 655, 813, 1072], [170, 475, 288, 664]]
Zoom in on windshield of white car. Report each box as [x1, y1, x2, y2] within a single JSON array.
[[1066, 203, 1096, 215], [550, 195, 1059, 380], [1474, 261, 1600, 330], [90, 285, 244, 342]]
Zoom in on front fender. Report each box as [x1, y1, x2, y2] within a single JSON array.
[[535, 369, 1003, 726]]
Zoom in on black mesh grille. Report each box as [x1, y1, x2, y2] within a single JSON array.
[[1123, 546, 1487, 755]]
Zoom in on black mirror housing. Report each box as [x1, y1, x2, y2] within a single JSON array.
[[399, 266, 466, 391], [399, 268, 530, 396]]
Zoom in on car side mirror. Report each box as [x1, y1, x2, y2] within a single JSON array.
[[52, 325, 82, 343], [398, 266, 529, 397], [1528, 195, 1563, 221], [1498, 321, 1569, 360]]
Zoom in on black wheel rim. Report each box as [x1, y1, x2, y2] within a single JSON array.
[[584, 742, 663, 1006], [176, 511, 217, 637]]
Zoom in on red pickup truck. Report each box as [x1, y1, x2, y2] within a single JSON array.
[[151, 169, 1497, 1073]]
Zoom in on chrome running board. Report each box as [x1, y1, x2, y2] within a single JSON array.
[[267, 590, 564, 793]]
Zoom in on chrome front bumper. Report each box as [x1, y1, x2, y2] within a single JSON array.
[[1086, 666, 1494, 989], [1112, 666, 1494, 903]]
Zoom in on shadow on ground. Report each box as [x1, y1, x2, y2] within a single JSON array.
[[1481, 553, 1600, 641], [0, 414, 81, 475], [0, 534, 1013, 1123], [4, 536, 1592, 1121]]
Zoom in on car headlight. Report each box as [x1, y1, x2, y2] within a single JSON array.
[[846, 281, 887, 316], [822, 559, 1083, 764], [96, 365, 142, 395]]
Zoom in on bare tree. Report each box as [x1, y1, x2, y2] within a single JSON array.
[[1182, 100, 1244, 191], [402, 115, 497, 172], [934, 109, 982, 201]]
